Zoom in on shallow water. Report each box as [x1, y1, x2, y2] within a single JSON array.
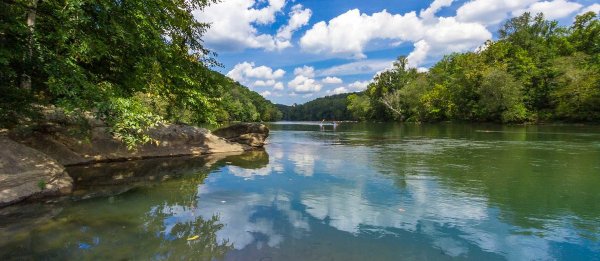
[[1, 122, 600, 260]]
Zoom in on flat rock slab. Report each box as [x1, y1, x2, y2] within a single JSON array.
[[0, 136, 72, 207], [15, 124, 248, 166]]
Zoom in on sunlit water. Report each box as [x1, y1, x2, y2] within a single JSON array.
[[1, 122, 600, 260]]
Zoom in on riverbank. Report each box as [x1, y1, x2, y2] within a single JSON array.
[[0, 119, 269, 207]]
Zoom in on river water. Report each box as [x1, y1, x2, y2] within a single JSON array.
[[1, 122, 599, 260]]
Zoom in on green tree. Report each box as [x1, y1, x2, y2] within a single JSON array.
[[2, 0, 224, 147], [477, 67, 527, 122]]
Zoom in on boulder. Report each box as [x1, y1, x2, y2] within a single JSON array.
[[0, 135, 73, 207], [12, 124, 251, 166], [213, 123, 269, 147]]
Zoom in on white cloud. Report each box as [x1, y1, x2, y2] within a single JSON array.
[[407, 40, 431, 68], [300, 9, 424, 59], [513, 0, 583, 20], [276, 4, 312, 47], [420, 0, 455, 21], [326, 87, 350, 95], [254, 79, 276, 87], [456, 0, 538, 25], [227, 62, 286, 89], [273, 82, 285, 90], [299, 2, 492, 67], [259, 90, 272, 97], [293, 65, 316, 77], [322, 76, 343, 84], [288, 73, 322, 94], [318, 59, 395, 77], [195, 0, 296, 51], [348, 80, 371, 91], [423, 17, 491, 55], [579, 4, 600, 15], [227, 62, 285, 81]]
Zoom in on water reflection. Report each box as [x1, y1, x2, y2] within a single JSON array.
[[1, 123, 600, 260]]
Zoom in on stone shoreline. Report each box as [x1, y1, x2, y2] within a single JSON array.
[[0, 122, 269, 207]]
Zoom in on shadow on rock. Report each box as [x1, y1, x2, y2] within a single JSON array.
[[67, 150, 270, 200]]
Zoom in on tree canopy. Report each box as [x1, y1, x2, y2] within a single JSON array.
[[349, 12, 600, 123], [277, 93, 355, 121], [1, 0, 279, 147]]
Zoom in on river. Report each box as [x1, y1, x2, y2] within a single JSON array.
[[1, 122, 599, 260]]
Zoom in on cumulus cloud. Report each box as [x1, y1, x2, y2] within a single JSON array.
[[513, 0, 583, 20], [293, 65, 316, 77], [300, 9, 424, 59], [299, 0, 585, 69], [456, 0, 538, 25], [326, 87, 350, 95], [318, 59, 395, 77], [259, 90, 272, 97], [348, 80, 371, 91], [420, 0, 455, 21], [195, 0, 311, 52], [276, 4, 312, 48], [423, 17, 491, 55], [579, 4, 600, 15], [273, 82, 285, 90], [322, 77, 343, 84], [288, 75, 322, 93], [227, 62, 285, 89], [299, 2, 492, 67], [287, 65, 323, 93]]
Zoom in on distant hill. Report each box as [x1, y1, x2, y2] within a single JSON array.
[[276, 93, 357, 121], [212, 71, 282, 122]]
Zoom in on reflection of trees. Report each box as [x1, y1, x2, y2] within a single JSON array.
[[363, 124, 600, 236], [67, 150, 269, 199], [0, 150, 271, 259], [142, 205, 233, 260]]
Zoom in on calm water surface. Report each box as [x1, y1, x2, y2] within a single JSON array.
[[1, 123, 600, 260]]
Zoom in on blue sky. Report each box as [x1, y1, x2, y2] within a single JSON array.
[[194, 0, 600, 105]]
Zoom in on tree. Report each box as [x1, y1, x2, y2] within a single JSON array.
[[477, 67, 527, 122], [2, 0, 260, 147], [350, 12, 600, 123], [347, 93, 372, 121]]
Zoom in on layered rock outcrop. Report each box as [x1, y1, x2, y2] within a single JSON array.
[[0, 119, 270, 207], [213, 123, 270, 147], [0, 134, 73, 207]]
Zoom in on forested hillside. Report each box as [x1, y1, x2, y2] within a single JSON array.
[[277, 93, 355, 121], [1, 0, 279, 147], [214, 72, 282, 123], [349, 12, 600, 123]]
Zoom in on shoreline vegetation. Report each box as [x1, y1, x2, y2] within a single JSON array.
[[1, 0, 598, 149], [1, 0, 280, 150], [0, 1, 598, 207], [279, 13, 600, 124]]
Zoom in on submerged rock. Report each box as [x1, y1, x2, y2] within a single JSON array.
[[0, 135, 72, 207], [213, 123, 269, 147]]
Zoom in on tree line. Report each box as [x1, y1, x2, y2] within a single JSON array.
[[1, 0, 279, 147], [348, 12, 600, 123], [276, 93, 355, 121]]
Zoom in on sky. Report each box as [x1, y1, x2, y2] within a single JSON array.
[[193, 0, 600, 105]]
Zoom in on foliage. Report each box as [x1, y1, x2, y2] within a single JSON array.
[[1, 0, 279, 148], [216, 73, 282, 122], [347, 93, 372, 121], [277, 93, 355, 121], [350, 12, 600, 123]]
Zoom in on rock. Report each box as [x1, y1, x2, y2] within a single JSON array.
[[0, 135, 73, 207], [67, 150, 268, 200], [12, 123, 252, 166], [213, 123, 269, 147]]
